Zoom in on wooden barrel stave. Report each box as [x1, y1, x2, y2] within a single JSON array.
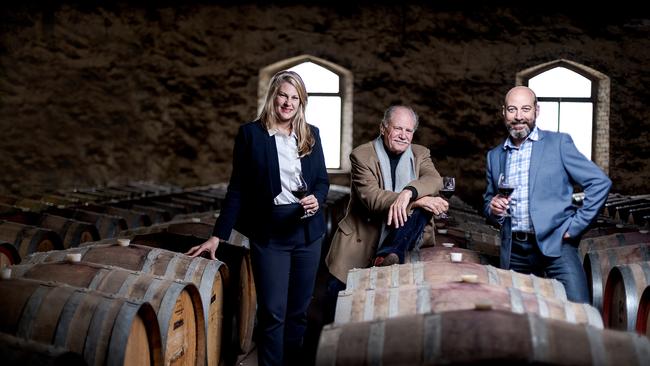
[[404, 246, 482, 264]]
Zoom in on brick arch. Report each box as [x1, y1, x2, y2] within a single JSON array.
[[259, 55, 353, 173], [517, 59, 610, 174]]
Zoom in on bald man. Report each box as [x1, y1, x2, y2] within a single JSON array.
[[483, 86, 611, 303]]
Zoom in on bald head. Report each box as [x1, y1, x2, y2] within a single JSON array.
[[504, 86, 537, 106]]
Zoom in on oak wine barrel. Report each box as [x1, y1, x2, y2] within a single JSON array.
[[636, 285, 650, 336], [0, 277, 162, 366], [317, 309, 650, 366], [26, 242, 226, 366], [603, 261, 650, 331], [583, 243, 650, 312], [579, 231, 650, 258], [130, 229, 256, 357], [334, 281, 602, 327], [10, 260, 205, 366], [345, 261, 567, 301], [0, 220, 63, 261]]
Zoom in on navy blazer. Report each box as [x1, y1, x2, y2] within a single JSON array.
[[213, 120, 329, 244], [483, 129, 611, 269]]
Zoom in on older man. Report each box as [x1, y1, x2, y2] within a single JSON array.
[[483, 86, 611, 303], [326, 105, 448, 290]]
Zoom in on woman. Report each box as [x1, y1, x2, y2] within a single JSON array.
[[186, 70, 329, 366]]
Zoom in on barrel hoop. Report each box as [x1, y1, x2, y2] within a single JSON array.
[[536, 294, 550, 318], [84, 294, 116, 366], [106, 300, 143, 366], [508, 287, 525, 314], [585, 322, 607, 366], [141, 248, 164, 273], [619, 265, 640, 330], [363, 289, 376, 321], [53, 289, 87, 348], [486, 265, 500, 286], [552, 279, 567, 301], [368, 266, 377, 290], [416, 285, 431, 314], [163, 254, 183, 279], [116, 273, 144, 299], [184, 256, 204, 283], [423, 313, 442, 363], [641, 262, 650, 287], [367, 321, 385, 366], [413, 262, 424, 285], [409, 250, 420, 263], [197, 260, 221, 323], [388, 286, 399, 317], [563, 302, 577, 324], [510, 270, 522, 292], [390, 265, 399, 288], [88, 268, 113, 291], [152, 281, 186, 340], [333, 291, 352, 324], [586, 252, 603, 310], [530, 274, 541, 294], [17, 285, 50, 339], [527, 313, 550, 363]]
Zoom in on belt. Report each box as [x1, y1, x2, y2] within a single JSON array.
[[512, 231, 535, 242]]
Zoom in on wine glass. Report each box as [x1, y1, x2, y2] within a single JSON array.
[[292, 171, 314, 219], [497, 173, 515, 217], [437, 176, 455, 219]]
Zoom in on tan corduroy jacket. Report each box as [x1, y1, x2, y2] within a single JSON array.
[[325, 141, 443, 283]]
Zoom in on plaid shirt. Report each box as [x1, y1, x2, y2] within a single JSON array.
[[503, 127, 539, 233]]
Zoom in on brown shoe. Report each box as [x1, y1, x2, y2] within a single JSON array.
[[374, 253, 399, 267]]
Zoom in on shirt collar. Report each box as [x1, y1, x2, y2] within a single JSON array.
[[503, 126, 539, 150], [268, 127, 297, 139]]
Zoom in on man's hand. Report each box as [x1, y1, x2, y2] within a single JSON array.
[[412, 196, 449, 215], [387, 190, 413, 228], [490, 195, 510, 216]]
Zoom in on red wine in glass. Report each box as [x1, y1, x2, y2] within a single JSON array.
[[440, 189, 454, 199], [292, 171, 314, 218], [497, 174, 515, 216]]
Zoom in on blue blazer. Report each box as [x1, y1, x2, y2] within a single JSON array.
[[213, 120, 329, 244], [483, 129, 611, 269]]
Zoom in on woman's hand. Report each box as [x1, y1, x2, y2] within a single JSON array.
[[300, 194, 319, 215], [185, 236, 220, 260]]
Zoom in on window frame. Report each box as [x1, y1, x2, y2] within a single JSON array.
[[517, 59, 610, 173], [259, 55, 353, 173]]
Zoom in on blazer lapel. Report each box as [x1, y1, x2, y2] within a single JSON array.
[[528, 130, 546, 196], [266, 133, 282, 198]]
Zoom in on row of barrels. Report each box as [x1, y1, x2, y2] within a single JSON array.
[[0, 229, 257, 366], [602, 193, 650, 226], [317, 241, 650, 365]]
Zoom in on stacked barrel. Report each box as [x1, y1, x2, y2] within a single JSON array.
[[317, 193, 650, 365], [580, 193, 650, 338]]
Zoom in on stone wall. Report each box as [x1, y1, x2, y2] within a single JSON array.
[[1, 1, 648, 209]]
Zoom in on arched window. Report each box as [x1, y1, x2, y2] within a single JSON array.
[[517, 60, 610, 173], [528, 67, 594, 159], [259, 56, 353, 172]]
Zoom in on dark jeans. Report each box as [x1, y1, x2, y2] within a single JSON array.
[[376, 208, 432, 263], [251, 227, 324, 366], [509, 235, 589, 303]]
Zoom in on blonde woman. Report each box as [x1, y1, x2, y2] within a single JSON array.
[[187, 70, 329, 365]]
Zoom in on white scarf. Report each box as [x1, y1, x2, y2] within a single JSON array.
[[373, 137, 417, 246]]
